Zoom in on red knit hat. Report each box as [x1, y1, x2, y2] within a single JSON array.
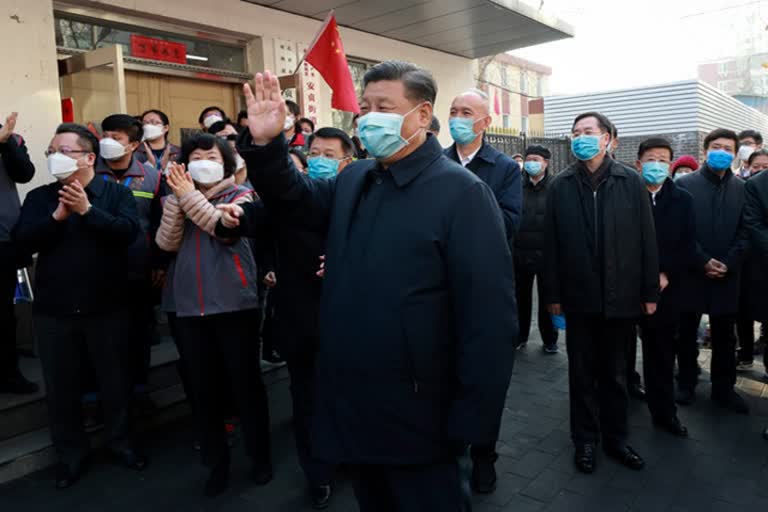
[[670, 155, 700, 174]]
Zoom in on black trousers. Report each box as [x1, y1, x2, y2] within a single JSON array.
[[515, 267, 558, 346], [175, 310, 271, 468], [352, 455, 472, 512], [626, 326, 642, 388], [638, 316, 679, 422], [124, 279, 154, 389], [261, 290, 277, 356], [286, 344, 336, 486], [678, 313, 737, 394], [737, 309, 757, 363], [0, 242, 19, 378], [35, 311, 134, 469], [565, 313, 631, 446]]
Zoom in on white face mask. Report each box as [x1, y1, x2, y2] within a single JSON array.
[[99, 138, 127, 161], [188, 159, 224, 184], [203, 114, 224, 129], [143, 124, 165, 141], [47, 152, 80, 180], [738, 145, 755, 162], [283, 115, 295, 132]]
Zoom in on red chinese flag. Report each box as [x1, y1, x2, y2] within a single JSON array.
[[304, 14, 360, 113]]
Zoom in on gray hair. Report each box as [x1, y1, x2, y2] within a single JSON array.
[[459, 88, 491, 115]]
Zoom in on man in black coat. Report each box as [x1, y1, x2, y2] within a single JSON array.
[[14, 123, 145, 488], [0, 112, 38, 394], [544, 112, 659, 474], [675, 128, 750, 413], [443, 88, 521, 494], [632, 138, 695, 437], [218, 63, 517, 511], [515, 145, 558, 353], [266, 127, 354, 509], [742, 162, 768, 439]]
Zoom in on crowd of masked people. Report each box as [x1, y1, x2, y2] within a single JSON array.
[[1, 59, 768, 511]]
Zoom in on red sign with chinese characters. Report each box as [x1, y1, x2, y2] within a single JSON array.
[[61, 98, 74, 123], [130, 35, 187, 64]]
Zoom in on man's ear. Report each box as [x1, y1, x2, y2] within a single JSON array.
[[419, 102, 434, 127]]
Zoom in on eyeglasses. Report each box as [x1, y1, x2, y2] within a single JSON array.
[[44, 148, 89, 157]]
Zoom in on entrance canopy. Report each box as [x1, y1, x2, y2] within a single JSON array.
[[241, 0, 574, 58]]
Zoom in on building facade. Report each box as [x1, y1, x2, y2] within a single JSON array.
[[473, 53, 551, 135], [1, 0, 573, 197]]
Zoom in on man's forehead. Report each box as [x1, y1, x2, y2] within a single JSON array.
[[311, 136, 343, 153], [362, 80, 406, 100], [574, 116, 599, 129], [51, 132, 82, 148]]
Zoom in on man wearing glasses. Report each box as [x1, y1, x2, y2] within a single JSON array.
[[14, 123, 145, 489]]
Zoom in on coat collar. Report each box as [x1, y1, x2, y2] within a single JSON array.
[[445, 139, 497, 166], [386, 133, 444, 188], [700, 163, 733, 185], [95, 155, 146, 178], [523, 170, 552, 189], [84, 172, 106, 197]]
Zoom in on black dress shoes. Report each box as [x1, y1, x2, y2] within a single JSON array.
[[711, 390, 750, 414], [471, 454, 498, 494], [0, 373, 39, 395], [604, 445, 644, 470], [55, 463, 82, 489], [653, 416, 689, 438], [111, 447, 148, 471], [204, 461, 230, 497], [628, 383, 646, 401], [574, 444, 596, 473], [310, 484, 332, 510], [252, 462, 274, 486]]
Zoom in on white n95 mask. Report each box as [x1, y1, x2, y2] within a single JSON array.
[[188, 159, 224, 184]]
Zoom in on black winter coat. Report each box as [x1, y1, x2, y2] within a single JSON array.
[[444, 142, 522, 239], [544, 158, 659, 318], [228, 133, 517, 465], [514, 171, 553, 273], [676, 165, 749, 315], [647, 179, 696, 323], [743, 169, 768, 320]]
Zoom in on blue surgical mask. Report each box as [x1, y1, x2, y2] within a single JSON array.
[[523, 161, 543, 177], [551, 314, 566, 331], [307, 156, 340, 180], [449, 117, 480, 145], [706, 149, 734, 171], [571, 135, 602, 161], [357, 104, 423, 160], [641, 161, 670, 185]]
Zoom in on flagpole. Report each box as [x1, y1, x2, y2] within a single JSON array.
[[292, 9, 335, 75]]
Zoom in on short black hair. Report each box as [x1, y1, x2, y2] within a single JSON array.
[[101, 114, 143, 143], [198, 106, 226, 125], [298, 117, 315, 132], [56, 123, 99, 156], [180, 133, 237, 178], [748, 148, 768, 166], [637, 137, 674, 160], [572, 111, 612, 134], [140, 109, 170, 140], [285, 100, 300, 118], [525, 145, 551, 160], [237, 110, 248, 123], [363, 60, 437, 105], [739, 129, 763, 145], [429, 116, 440, 134], [289, 148, 308, 170], [703, 128, 739, 151], [308, 127, 355, 156]]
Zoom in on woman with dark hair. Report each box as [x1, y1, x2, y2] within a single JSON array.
[[155, 134, 272, 496], [136, 109, 181, 171]]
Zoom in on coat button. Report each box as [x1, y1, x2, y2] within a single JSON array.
[[375, 178, 382, 185]]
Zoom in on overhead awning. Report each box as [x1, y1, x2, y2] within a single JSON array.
[[241, 0, 574, 59]]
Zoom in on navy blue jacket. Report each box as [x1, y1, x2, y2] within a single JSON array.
[[444, 142, 522, 239], [229, 132, 517, 465], [647, 178, 696, 322], [677, 165, 749, 315]]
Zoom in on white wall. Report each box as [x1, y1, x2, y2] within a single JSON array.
[[71, 0, 475, 146], [1, 0, 62, 195]]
